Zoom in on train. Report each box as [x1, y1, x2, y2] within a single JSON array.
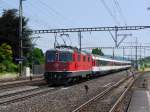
[[44, 45, 131, 84]]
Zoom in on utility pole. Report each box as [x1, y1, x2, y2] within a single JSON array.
[[115, 26, 118, 47], [78, 32, 82, 51], [135, 37, 138, 70], [112, 48, 115, 59], [130, 47, 133, 61], [19, 0, 23, 76], [139, 43, 142, 68], [54, 33, 57, 48], [123, 47, 125, 60]]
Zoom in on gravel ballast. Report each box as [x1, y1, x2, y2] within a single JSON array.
[[0, 71, 128, 112]]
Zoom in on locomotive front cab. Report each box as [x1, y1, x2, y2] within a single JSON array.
[[44, 49, 74, 84]]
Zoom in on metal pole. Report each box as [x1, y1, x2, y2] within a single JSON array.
[[131, 48, 132, 61], [115, 26, 118, 47], [19, 0, 23, 76], [78, 32, 82, 51], [139, 43, 141, 59], [135, 37, 138, 70], [123, 48, 125, 60], [54, 33, 57, 48], [112, 48, 115, 59], [140, 43, 142, 67]]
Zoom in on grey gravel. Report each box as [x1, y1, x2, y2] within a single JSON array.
[[0, 71, 128, 112]]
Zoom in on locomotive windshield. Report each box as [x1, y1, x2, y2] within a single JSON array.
[[46, 51, 58, 62], [59, 52, 73, 62], [46, 51, 72, 62]]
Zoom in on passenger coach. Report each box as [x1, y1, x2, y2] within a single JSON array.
[[92, 55, 131, 75]]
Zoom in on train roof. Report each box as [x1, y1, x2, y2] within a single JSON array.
[[47, 45, 78, 53], [92, 55, 131, 64], [47, 45, 92, 55], [46, 49, 91, 55], [46, 48, 74, 53]]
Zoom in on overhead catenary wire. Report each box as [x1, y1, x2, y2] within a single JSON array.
[[24, 2, 53, 28], [0, 0, 51, 29], [113, 0, 127, 26], [38, 0, 76, 27], [96, 0, 132, 48], [112, 0, 133, 42], [99, 0, 121, 26], [26, 1, 57, 26]]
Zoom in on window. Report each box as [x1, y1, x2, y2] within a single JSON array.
[[83, 56, 86, 62], [78, 55, 80, 61], [88, 56, 90, 62], [96, 60, 100, 66], [59, 52, 73, 62], [101, 60, 108, 66], [46, 51, 58, 62]]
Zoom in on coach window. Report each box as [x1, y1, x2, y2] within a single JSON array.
[[78, 55, 81, 61], [96, 60, 98, 66], [101, 60, 107, 66], [83, 56, 86, 62]]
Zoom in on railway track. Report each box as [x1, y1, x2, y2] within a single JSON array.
[[0, 85, 60, 105], [0, 77, 45, 90], [0, 71, 138, 112], [109, 72, 142, 112], [71, 74, 137, 112], [0, 75, 43, 83]]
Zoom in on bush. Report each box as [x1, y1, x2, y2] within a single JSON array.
[[0, 63, 6, 72], [2, 60, 17, 72], [0, 43, 18, 73]]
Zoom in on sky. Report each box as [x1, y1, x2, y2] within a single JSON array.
[[1, 0, 150, 59]]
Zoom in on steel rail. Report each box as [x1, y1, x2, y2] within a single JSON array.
[[0, 78, 45, 90], [109, 73, 141, 112], [109, 79, 134, 112], [0, 87, 41, 99], [0, 87, 60, 105], [72, 76, 132, 112]]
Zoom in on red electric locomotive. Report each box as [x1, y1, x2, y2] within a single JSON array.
[[44, 45, 93, 84], [44, 45, 131, 85]]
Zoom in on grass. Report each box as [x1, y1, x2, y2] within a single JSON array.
[[143, 68, 150, 72], [138, 67, 150, 72], [0, 72, 19, 79]]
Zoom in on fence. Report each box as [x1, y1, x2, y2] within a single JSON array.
[[32, 64, 44, 75]]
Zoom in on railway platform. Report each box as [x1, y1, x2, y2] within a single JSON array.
[[127, 72, 150, 112]]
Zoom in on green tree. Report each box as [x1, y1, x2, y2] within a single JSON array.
[[25, 48, 44, 67], [0, 43, 17, 72], [0, 9, 32, 63], [92, 48, 104, 56], [32, 48, 44, 64], [0, 43, 12, 60]]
